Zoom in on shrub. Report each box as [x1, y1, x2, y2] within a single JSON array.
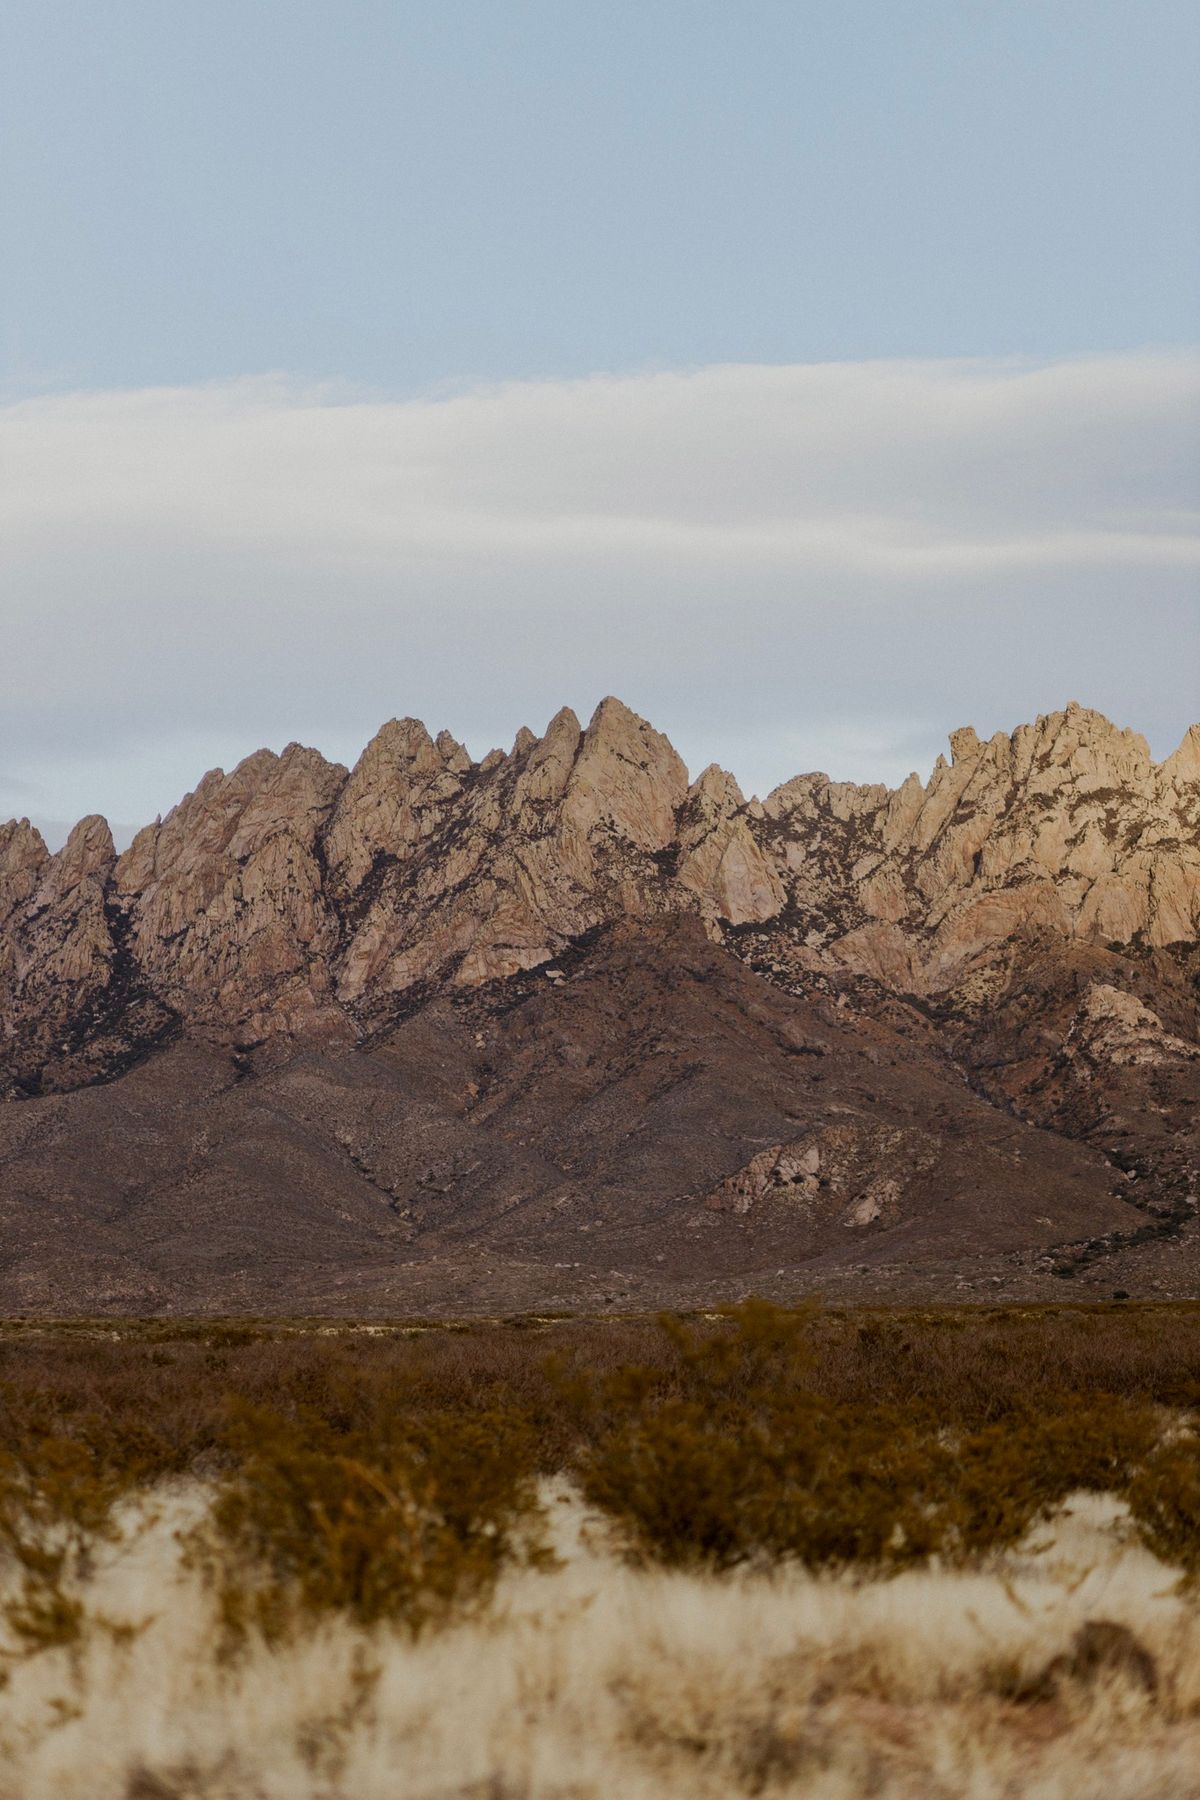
[[0, 1404, 162, 1653], [576, 1305, 1165, 1571], [0, 1304, 1196, 1623], [576, 1305, 939, 1570], [1127, 1431, 1200, 1577], [204, 1400, 548, 1641]]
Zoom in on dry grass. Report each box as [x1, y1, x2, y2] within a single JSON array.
[[1, 1303, 1200, 1795], [2, 1480, 1200, 1797]]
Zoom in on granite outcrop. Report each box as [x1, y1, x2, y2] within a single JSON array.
[[3, 699, 1196, 1096]]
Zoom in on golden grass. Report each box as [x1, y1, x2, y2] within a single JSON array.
[[3, 1479, 1200, 1797]]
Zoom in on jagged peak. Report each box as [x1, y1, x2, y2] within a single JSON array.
[[938, 705, 1168, 795], [0, 817, 49, 875], [516, 707, 583, 803], [228, 747, 286, 783], [586, 694, 641, 733], [1160, 722, 1200, 785], [545, 704, 582, 737], [156, 744, 332, 821], [274, 740, 346, 777], [352, 716, 441, 778], [350, 715, 480, 788], [181, 744, 344, 817], [44, 814, 115, 894], [17, 699, 1197, 912], [1032, 702, 1152, 754], [689, 763, 746, 813], [578, 695, 688, 782], [579, 695, 679, 762], [62, 812, 114, 851], [763, 771, 829, 817], [434, 729, 472, 772], [557, 696, 688, 851], [948, 726, 1015, 767], [2, 695, 1197, 1107]]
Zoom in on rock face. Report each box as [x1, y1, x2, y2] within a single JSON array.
[[3, 697, 1195, 1091], [752, 701, 1200, 994], [1, 698, 1197, 1312]]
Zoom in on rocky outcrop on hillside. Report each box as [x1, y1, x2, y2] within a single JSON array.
[[1, 698, 1196, 1312]]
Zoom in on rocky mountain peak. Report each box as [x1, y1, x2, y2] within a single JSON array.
[[48, 815, 116, 894], [561, 696, 688, 854], [1162, 723, 1200, 788], [2, 698, 1198, 1316], [948, 725, 981, 763], [0, 818, 49, 880], [1, 700, 1196, 1099]]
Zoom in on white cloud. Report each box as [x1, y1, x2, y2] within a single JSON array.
[[1, 352, 1197, 825]]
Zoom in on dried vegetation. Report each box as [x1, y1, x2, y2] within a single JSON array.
[[1, 1302, 1200, 1794]]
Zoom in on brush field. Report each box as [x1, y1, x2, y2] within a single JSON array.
[[2, 1303, 1200, 1797]]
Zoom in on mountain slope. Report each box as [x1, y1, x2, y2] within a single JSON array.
[[1, 700, 1196, 1312]]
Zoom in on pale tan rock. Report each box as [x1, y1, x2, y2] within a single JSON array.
[[879, 772, 925, 851], [322, 719, 461, 893], [434, 729, 472, 773], [515, 707, 582, 804], [0, 821, 50, 925], [705, 1123, 935, 1221], [560, 697, 688, 856], [2, 699, 1196, 1083], [705, 1142, 821, 1214], [113, 744, 347, 1040], [0, 816, 124, 1090], [1161, 723, 1200, 788], [843, 1178, 900, 1227], [859, 869, 910, 924], [802, 704, 1200, 990], [831, 923, 924, 990], [676, 764, 786, 925], [47, 815, 115, 893], [1071, 983, 1199, 1066]]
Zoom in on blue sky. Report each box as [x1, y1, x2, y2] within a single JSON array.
[[4, 0, 1197, 393], [1, 3, 1197, 838]]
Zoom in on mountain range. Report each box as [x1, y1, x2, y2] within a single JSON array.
[[1, 697, 1197, 1314]]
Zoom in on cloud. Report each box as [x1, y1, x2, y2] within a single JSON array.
[[1, 352, 1197, 825]]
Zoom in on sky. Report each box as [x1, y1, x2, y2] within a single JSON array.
[[1, 1, 1198, 843]]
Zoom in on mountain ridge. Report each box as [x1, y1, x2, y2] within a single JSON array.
[[3, 697, 1197, 1095], [1, 698, 1197, 1313]]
